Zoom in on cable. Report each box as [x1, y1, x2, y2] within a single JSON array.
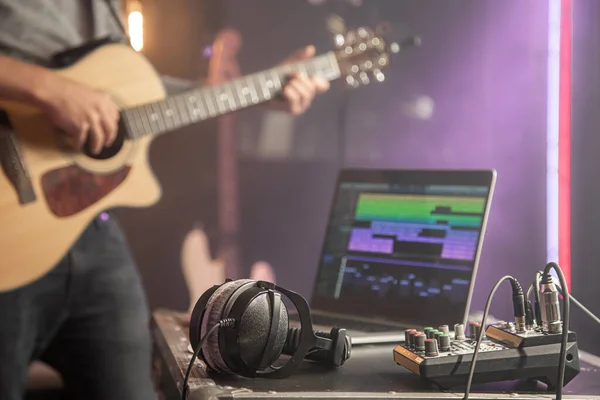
[[541, 262, 570, 400], [534, 271, 542, 324], [554, 282, 600, 326], [181, 318, 236, 400], [526, 283, 534, 303], [463, 275, 518, 400]]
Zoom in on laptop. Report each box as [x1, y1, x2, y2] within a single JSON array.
[[293, 168, 496, 345]]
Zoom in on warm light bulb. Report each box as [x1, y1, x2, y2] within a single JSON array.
[[128, 9, 143, 51]]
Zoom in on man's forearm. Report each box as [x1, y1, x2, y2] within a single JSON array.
[[0, 55, 54, 108]]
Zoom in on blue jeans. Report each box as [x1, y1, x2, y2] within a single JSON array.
[[0, 214, 157, 400]]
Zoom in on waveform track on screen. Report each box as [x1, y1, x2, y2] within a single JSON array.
[[342, 265, 471, 303], [347, 193, 486, 261]]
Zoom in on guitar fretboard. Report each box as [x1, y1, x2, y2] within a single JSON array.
[[120, 52, 340, 139]]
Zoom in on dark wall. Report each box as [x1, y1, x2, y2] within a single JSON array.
[[570, 0, 600, 355], [114, 0, 553, 332], [225, 0, 549, 321]]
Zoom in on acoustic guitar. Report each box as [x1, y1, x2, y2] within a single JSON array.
[[0, 26, 411, 293]]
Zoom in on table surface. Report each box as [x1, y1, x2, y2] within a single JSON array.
[[151, 309, 600, 400]]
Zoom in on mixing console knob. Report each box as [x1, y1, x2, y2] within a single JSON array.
[[425, 338, 439, 357], [454, 323, 466, 340], [434, 331, 442, 342], [408, 330, 417, 347], [426, 329, 436, 339], [404, 329, 412, 344], [439, 325, 450, 335], [469, 321, 481, 339], [439, 334, 450, 352], [414, 333, 426, 352]]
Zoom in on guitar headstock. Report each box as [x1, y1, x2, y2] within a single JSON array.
[[332, 20, 420, 88]]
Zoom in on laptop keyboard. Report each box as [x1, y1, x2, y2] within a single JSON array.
[[310, 314, 403, 333]]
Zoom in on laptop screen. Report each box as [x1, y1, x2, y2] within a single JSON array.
[[310, 169, 496, 328]]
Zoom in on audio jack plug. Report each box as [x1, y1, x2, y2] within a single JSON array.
[[525, 300, 536, 330], [539, 273, 562, 334], [511, 280, 526, 333]]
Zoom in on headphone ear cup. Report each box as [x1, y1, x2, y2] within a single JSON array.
[[189, 284, 220, 351], [237, 292, 289, 370], [201, 279, 254, 373]]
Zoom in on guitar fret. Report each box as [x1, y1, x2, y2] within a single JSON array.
[[153, 102, 167, 132], [233, 79, 248, 108], [219, 87, 233, 113], [248, 76, 260, 104], [269, 69, 282, 91], [224, 84, 237, 111], [193, 94, 207, 119], [326, 52, 341, 80], [127, 108, 140, 138], [175, 96, 190, 126], [135, 106, 150, 136], [154, 105, 164, 132], [210, 88, 221, 114], [199, 90, 213, 117], [186, 95, 200, 123], [121, 113, 134, 138], [142, 105, 157, 134], [167, 97, 182, 129], [163, 102, 175, 131], [190, 96, 205, 120]]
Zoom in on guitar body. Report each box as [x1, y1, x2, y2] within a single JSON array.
[[0, 23, 400, 293], [0, 44, 165, 292]]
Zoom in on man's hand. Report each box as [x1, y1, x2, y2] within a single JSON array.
[[269, 45, 330, 115], [37, 74, 119, 155], [0, 56, 118, 154]]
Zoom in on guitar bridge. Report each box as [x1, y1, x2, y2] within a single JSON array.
[[0, 123, 36, 204]]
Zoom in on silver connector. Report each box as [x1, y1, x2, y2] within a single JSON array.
[[515, 316, 526, 333], [539, 280, 562, 334]]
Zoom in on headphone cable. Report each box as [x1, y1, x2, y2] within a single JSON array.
[[463, 276, 519, 400], [554, 281, 600, 326], [182, 318, 236, 400], [539, 262, 570, 400]]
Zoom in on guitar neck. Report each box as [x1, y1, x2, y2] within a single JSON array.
[[120, 52, 341, 139]]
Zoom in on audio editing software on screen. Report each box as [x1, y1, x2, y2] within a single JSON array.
[[314, 182, 489, 324]]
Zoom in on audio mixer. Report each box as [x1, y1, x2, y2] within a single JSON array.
[[393, 322, 580, 390]]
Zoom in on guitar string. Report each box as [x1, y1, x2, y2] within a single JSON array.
[[121, 54, 339, 140]]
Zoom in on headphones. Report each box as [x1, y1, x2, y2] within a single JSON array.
[[189, 279, 352, 378]]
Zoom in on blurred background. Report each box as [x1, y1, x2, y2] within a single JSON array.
[[112, 0, 600, 356]]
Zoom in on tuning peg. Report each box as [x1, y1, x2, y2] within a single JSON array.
[[327, 15, 346, 35], [357, 27, 370, 39], [345, 75, 360, 88], [378, 54, 389, 67], [373, 68, 385, 82], [359, 71, 369, 85]]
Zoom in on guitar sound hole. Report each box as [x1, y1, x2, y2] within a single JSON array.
[[83, 124, 126, 160]]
